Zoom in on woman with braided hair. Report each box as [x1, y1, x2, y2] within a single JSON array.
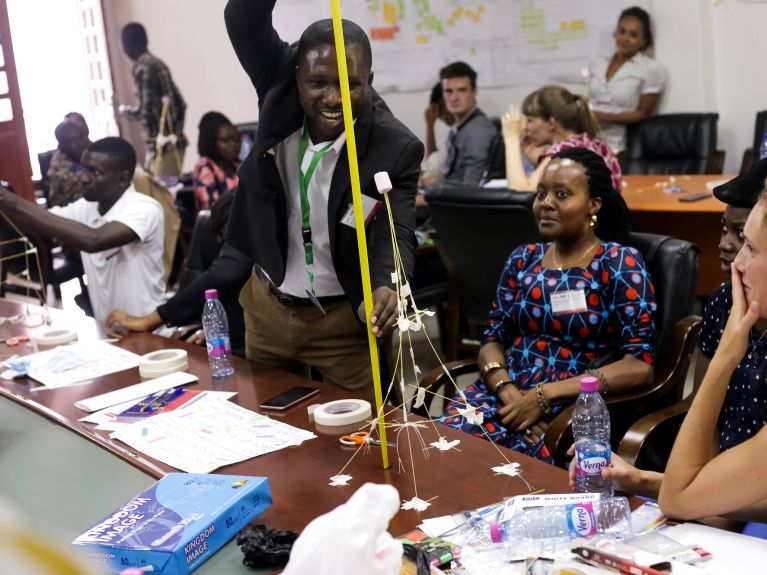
[[439, 147, 656, 464], [502, 85, 622, 194]]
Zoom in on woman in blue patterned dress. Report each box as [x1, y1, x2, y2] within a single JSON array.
[[439, 147, 657, 464]]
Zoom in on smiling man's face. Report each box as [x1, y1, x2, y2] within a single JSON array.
[[296, 43, 373, 143]]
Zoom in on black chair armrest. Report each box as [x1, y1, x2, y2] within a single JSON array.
[[543, 315, 702, 467], [617, 395, 692, 469]]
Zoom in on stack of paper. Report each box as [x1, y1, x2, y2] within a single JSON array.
[[110, 395, 316, 473], [25, 341, 141, 387]]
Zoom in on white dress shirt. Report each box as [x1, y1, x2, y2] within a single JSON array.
[[274, 127, 348, 297]]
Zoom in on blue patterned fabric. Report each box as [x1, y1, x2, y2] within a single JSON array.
[[698, 282, 767, 452], [438, 242, 657, 463]]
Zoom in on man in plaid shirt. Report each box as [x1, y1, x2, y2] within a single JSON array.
[[118, 22, 187, 177]]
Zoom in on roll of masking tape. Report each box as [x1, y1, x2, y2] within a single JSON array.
[[139, 349, 188, 379], [35, 329, 78, 347], [312, 399, 372, 427]]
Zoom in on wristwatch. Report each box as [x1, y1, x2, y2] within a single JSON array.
[[479, 361, 503, 381]]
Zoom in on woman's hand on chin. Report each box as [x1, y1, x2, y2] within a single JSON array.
[[718, 268, 761, 367]]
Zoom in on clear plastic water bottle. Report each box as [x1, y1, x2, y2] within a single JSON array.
[[202, 289, 235, 377], [760, 132, 767, 161], [573, 375, 613, 495], [467, 496, 632, 553]]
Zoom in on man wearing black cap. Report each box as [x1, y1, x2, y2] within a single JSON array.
[[711, 159, 767, 277]]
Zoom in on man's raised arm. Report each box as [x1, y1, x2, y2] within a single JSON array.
[[224, 0, 290, 98]]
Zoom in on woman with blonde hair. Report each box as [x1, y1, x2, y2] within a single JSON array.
[[503, 85, 622, 193]]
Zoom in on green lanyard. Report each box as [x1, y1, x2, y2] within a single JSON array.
[[297, 129, 333, 293]]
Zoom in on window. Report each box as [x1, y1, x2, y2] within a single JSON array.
[[7, 0, 116, 177]]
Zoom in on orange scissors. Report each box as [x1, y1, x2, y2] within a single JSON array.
[[339, 431, 395, 447]]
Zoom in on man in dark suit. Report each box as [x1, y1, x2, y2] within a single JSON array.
[[224, 0, 423, 392]]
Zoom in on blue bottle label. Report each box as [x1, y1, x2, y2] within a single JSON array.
[[566, 502, 597, 538], [575, 443, 611, 477], [206, 336, 231, 358]]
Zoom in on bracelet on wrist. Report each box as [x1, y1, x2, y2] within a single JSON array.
[[479, 361, 504, 382], [586, 369, 609, 396], [492, 379, 514, 394], [535, 383, 552, 415]]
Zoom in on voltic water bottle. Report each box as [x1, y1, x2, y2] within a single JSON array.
[[467, 495, 632, 553], [202, 289, 235, 377], [573, 375, 613, 495]]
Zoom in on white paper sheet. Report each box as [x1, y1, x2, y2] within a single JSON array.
[[660, 523, 767, 574], [110, 395, 316, 473], [74, 371, 198, 412], [23, 342, 140, 388]]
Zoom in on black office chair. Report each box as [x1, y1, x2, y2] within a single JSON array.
[[417, 231, 701, 467], [617, 388, 696, 473], [739, 109, 767, 173], [622, 113, 722, 175], [176, 210, 215, 289], [423, 184, 541, 360], [37, 149, 57, 204], [480, 132, 506, 184]]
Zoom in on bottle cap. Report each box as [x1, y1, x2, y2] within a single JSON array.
[[489, 522, 503, 544], [579, 375, 600, 392], [204, 289, 219, 300]]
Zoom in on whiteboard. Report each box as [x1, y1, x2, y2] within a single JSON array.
[[273, 0, 622, 92]]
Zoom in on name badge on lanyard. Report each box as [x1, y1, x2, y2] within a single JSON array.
[[550, 289, 588, 316]]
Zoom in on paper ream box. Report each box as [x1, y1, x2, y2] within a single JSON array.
[[71, 473, 271, 574]]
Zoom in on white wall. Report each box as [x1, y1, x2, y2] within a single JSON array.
[[710, 0, 767, 171], [102, 0, 764, 174]]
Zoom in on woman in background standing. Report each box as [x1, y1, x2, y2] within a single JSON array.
[[588, 6, 665, 155]]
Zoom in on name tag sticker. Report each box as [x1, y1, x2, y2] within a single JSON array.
[[341, 195, 382, 228], [550, 289, 588, 316]]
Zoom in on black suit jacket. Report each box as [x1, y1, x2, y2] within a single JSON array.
[[224, 0, 423, 312]]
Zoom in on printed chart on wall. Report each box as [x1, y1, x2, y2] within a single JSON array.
[[273, 0, 621, 92]]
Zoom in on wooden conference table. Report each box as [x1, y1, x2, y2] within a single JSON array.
[[0, 299, 571, 571], [622, 174, 732, 297]]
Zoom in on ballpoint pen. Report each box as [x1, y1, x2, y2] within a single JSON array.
[[138, 388, 181, 414]]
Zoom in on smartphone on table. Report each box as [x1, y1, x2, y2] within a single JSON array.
[[678, 192, 711, 202], [259, 386, 319, 410]]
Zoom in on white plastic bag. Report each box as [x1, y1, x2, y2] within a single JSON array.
[[282, 482, 403, 575]]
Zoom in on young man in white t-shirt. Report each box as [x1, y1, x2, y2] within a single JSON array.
[[0, 137, 165, 323]]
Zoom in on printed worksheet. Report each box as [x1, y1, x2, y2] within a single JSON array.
[[110, 394, 316, 473], [24, 342, 141, 387]]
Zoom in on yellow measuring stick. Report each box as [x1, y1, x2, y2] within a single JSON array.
[[329, 0, 390, 469]]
